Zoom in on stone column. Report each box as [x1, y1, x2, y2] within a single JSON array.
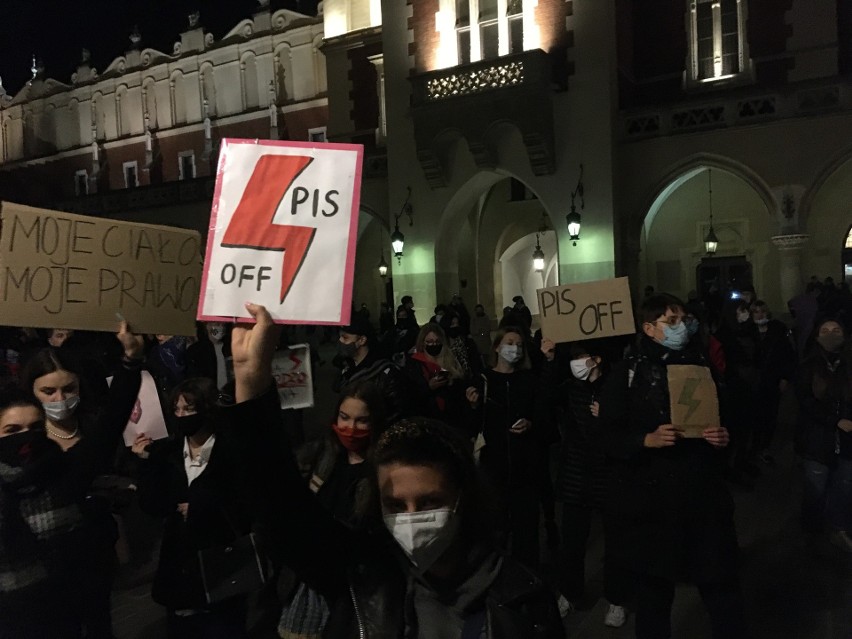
[[771, 234, 809, 305]]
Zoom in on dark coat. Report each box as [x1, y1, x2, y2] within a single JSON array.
[[333, 350, 421, 425], [796, 348, 852, 464], [137, 428, 254, 610], [222, 387, 565, 639], [401, 354, 471, 436], [186, 338, 232, 387], [554, 374, 609, 509], [597, 338, 739, 583]]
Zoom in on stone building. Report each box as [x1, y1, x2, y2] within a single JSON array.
[[2, 1, 851, 326], [0, 3, 328, 233], [330, 0, 852, 323]]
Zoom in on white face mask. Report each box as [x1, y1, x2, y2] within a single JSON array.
[[498, 344, 522, 365], [383, 506, 459, 572], [570, 358, 595, 381], [754, 317, 769, 326], [43, 395, 80, 422]]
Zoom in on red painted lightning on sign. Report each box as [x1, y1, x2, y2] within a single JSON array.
[[221, 154, 316, 304]]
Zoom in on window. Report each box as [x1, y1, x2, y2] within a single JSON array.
[[179, 151, 196, 180], [455, 0, 526, 64], [74, 170, 89, 196], [688, 0, 751, 86], [308, 127, 327, 143], [123, 161, 138, 189], [507, 0, 524, 54], [456, 0, 472, 65]]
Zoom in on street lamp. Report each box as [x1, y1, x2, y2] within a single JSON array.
[[532, 242, 545, 272], [391, 186, 413, 264], [567, 164, 584, 246], [378, 253, 389, 278], [704, 169, 719, 255]]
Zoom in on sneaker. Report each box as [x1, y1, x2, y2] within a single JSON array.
[[603, 604, 626, 628], [557, 595, 574, 618]]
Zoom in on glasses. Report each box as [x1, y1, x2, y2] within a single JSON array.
[[654, 316, 684, 327]]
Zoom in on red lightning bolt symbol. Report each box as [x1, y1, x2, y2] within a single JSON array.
[[221, 154, 316, 304]]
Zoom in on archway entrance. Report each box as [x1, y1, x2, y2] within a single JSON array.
[[639, 165, 777, 310]]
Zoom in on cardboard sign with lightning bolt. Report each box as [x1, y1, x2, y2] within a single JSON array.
[[198, 139, 363, 325], [666, 364, 721, 438]]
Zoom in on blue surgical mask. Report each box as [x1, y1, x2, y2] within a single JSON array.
[[659, 322, 688, 351]]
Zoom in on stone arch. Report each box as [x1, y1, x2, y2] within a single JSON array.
[[634, 153, 780, 309], [799, 144, 852, 231], [435, 168, 559, 314], [274, 44, 294, 103], [199, 63, 216, 116]]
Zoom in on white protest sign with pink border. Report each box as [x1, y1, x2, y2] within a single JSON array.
[[198, 138, 363, 325]]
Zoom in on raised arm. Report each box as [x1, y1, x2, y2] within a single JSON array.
[[227, 303, 350, 601]]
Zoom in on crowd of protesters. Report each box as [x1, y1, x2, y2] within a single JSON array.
[[0, 276, 850, 639]]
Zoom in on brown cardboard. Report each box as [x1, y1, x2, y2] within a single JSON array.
[[536, 277, 635, 344], [0, 201, 202, 335], [666, 364, 721, 438]]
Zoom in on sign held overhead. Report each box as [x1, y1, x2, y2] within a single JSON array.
[[536, 277, 635, 344], [198, 139, 364, 325]]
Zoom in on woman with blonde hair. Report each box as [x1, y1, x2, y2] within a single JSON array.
[[402, 323, 471, 434]]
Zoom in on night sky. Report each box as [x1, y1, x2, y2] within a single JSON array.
[[0, 0, 319, 96]]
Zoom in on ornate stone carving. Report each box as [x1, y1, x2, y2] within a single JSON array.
[[770, 234, 809, 250]]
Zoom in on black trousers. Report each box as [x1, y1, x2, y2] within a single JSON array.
[[560, 503, 633, 604], [635, 573, 748, 639]]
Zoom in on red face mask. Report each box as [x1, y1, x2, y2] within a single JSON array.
[[332, 423, 371, 453]]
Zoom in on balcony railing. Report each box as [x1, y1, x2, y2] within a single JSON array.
[[411, 49, 550, 106]]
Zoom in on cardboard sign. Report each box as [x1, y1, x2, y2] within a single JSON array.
[[0, 202, 202, 335], [198, 139, 363, 325], [537, 277, 635, 344], [107, 371, 170, 447], [667, 365, 720, 438], [272, 344, 314, 410]]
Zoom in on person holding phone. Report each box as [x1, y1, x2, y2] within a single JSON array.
[[402, 323, 470, 434], [465, 326, 557, 567]]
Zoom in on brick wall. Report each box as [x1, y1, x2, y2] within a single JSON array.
[[410, 0, 440, 73], [536, 0, 572, 52]]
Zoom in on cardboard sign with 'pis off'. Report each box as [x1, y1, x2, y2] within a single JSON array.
[[536, 277, 635, 344]]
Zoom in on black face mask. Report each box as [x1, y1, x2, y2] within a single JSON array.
[[337, 341, 358, 360], [0, 429, 48, 468], [424, 344, 443, 357], [174, 413, 205, 438]]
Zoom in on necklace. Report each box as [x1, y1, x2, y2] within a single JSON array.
[[47, 425, 80, 440]]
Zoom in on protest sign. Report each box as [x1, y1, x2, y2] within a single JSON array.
[[272, 344, 314, 410], [667, 365, 720, 438], [198, 139, 363, 325], [0, 202, 202, 335], [106, 371, 170, 446], [537, 277, 635, 344]]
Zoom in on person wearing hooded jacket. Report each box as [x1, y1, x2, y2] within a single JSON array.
[[222, 303, 566, 639], [597, 294, 746, 639]]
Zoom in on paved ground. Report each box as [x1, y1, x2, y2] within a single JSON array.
[[112, 344, 852, 639]]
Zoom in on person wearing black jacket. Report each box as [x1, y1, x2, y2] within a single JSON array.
[[224, 303, 565, 639], [749, 301, 796, 464], [132, 376, 256, 638], [1, 323, 143, 638], [186, 322, 232, 390], [465, 326, 557, 568], [597, 294, 746, 639], [795, 318, 852, 553], [553, 342, 629, 627], [334, 317, 420, 425]]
